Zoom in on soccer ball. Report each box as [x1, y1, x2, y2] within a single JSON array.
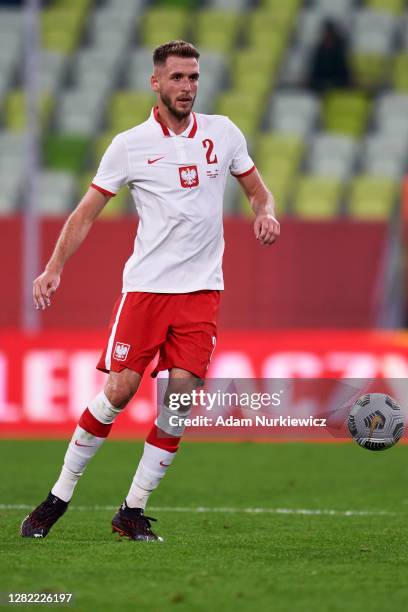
[[347, 393, 405, 451]]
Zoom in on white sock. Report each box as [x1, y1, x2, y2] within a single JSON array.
[[125, 442, 177, 509], [51, 425, 105, 502]]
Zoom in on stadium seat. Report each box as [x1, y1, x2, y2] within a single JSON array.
[[231, 50, 277, 96], [74, 49, 122, 94], [128, 49, 155, 91], [108, 92, 155, 133], [43, 135, 90, 174], [366, 0, 406, 14], [37, 170, 77, 215], [57, 90, 106, 135], [293, 176, 342, 219], [362, 135, 408, 178], [254, 134, 303, 213], [196, 10, 242, 53], [268, 92, 320, 136], [323, 91, 370, 136], [261, 0, 302, 22], [308, 134, 358, 180], [280, 44, 313, 87], [216, 91, 263, 136], [246, 10, 295, 49], [375, 93, 408, 130], [352, 53, 389, 88], [0, 174, 21, 215], [4, 91, 53, 131], [193, 52, 227, 114], [41, 7, 87, 54], [39, 51, 67, 94], [141, 8, 189, 48], [393, 54, 408, 91], [348, 176, 398, 219], [352, 9, 397, 55]]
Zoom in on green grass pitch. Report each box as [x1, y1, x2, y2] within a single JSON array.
[[1, 439, 408, 611]]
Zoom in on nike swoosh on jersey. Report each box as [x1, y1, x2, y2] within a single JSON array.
[[74, 440, 94, 447], [148, 156, 165, 164]]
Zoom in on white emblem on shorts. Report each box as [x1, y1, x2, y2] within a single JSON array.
[[113, 342, 130, 361]]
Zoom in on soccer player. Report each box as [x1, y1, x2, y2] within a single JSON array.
[[21, 41, 280, 541]]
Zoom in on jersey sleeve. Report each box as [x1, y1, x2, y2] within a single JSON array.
[[227, 119, 256, 178], [91, 135, 129, 197]]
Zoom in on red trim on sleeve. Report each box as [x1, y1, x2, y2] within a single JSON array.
[[231, 165, 256, 178], [153, 106, 171, 136], [90, 183, 116, 197], [188, 112, 197, 138]]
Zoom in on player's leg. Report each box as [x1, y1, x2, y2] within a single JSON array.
[[20, 369, 141, 538], [112, 367, 199, 542]]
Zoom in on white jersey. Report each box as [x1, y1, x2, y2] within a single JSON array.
[[92, 107, 255, 293]]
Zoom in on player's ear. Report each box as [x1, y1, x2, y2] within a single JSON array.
[[151, 73, 159, 93]]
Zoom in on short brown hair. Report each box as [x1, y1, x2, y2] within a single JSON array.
[[153, 40, 200, 65]]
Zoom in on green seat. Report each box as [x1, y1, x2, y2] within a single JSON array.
[[255, 134, 303, 169], [141, 8, 189, 48], [247, 9, 295, 46], [109, 92, 154, 133], [323, 90, 370, 136], [43, 135, 90, 174], [232, 50, 278, 95], [352, 54, 389, 89], [366, 0, 406, 13], [42, 8, 85, 53], [293, 176, 342, 219], [393, 54, 408, 91], [196, 10, 242, 53], [4, 90, 53, 131], [216, 91, 264, 136], [348, 176, 398, 219], [260, 0, 302, 22]]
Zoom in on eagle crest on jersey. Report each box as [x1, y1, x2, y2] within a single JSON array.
[[179, 165, 199, 188], [113, 342, 130, 361]]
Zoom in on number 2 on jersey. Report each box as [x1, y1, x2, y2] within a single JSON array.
[[202, 139, 218, 164]]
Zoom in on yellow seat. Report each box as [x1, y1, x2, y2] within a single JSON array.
[[141, 8, 189, 48], [352, 54, 389, 89], [348, 176, 398, 219], [393, 54, 408, 91], [196, 10, 242, 53], [109, 92, 154, 132], [293, 176, 342, 219]]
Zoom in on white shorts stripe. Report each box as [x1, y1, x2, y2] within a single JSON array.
[[105, 293, 127, 371]]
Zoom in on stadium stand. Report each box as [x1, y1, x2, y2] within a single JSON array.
[[0, 0, 406, 218]]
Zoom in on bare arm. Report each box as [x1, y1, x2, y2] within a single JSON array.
[[33, 187, 111, 310], [236, 169, 280, 246]]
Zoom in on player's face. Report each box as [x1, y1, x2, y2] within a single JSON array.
[[152, 56, 199, 119]]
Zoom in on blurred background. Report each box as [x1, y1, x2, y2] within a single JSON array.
[[1, 0, 408, 436]]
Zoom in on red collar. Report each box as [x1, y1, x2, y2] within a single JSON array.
[[153, 106, 197, 138]]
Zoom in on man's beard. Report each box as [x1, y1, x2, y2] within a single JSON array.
[[160, 91, 195, 119]]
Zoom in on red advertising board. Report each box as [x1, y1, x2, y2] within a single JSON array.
[[1, 329, 408, 439]]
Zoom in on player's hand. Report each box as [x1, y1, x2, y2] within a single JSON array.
[[33, 269, 61, 310], [254, 214, 280, 246]]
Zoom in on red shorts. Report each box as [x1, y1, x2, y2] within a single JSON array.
[[97, 290, 221, 379]]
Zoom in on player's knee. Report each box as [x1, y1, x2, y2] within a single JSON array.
[[104, 371, 140, 409]]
